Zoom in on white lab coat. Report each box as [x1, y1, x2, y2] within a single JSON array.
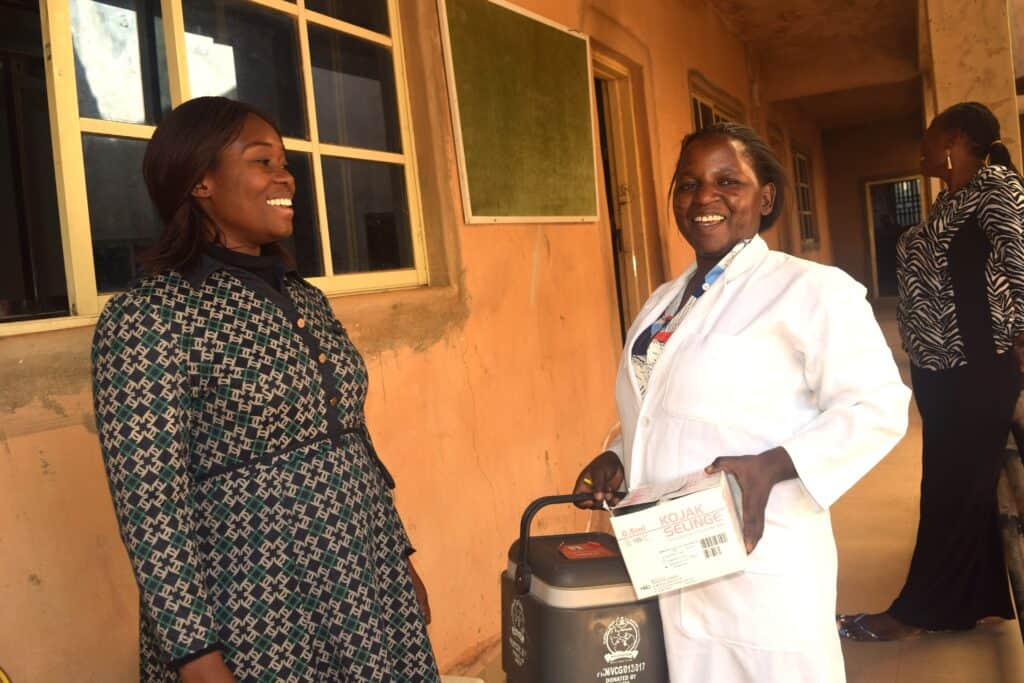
[[609, 236, 910, 682]]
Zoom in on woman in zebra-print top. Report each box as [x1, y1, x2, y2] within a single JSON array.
[[839, 102, 1024, 641]]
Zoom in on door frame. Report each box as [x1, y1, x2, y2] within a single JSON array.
[[863, 173, 925, 300], [591, 47, 662, 332]]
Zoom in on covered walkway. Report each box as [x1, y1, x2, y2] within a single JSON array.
[[836, 303, 1024, 682]]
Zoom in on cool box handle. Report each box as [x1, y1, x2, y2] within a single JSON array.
[[514, 492, 598, 595]]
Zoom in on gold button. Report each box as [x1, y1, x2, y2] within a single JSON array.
[[317, 353, 327, 364], [329, 395, 339, 406], [296, 318, 306, 329]]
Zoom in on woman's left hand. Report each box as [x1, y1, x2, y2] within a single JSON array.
[[408, 558, 431, 624], [705, 447, 797, 554]]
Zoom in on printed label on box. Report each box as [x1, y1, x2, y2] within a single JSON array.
[[609, 470, 745, 599]]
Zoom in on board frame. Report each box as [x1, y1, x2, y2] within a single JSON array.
[[437, 0, 600, 223]]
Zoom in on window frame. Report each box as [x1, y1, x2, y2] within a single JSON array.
[[5, 0, 427, 336], [690, 93, 736, 131], [687, 70, 743, 132], [791, 149, 819, 247]]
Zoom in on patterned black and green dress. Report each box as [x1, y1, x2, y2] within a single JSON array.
[[92, 246, 439, 682]]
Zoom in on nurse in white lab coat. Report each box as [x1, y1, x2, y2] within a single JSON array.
[[575, 123, 910, 682]]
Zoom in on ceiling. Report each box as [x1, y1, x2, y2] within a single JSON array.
[[708, 0, 917, 62], [707, 0, 921, 125], [781, 78, 923, 130]]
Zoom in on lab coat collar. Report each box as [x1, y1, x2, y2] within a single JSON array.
[[722, 234, 768, 283]]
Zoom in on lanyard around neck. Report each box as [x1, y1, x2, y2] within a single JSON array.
[[673, 238, 751, 315]]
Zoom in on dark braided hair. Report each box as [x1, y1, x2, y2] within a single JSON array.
[[932, 101, 1019, 174], [669, 122, 788, 231]]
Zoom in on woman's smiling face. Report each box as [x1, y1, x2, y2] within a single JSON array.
[[672, 135, 775, 263], [193, 114, 295, 253]]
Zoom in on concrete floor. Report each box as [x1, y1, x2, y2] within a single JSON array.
[[475, 303, 1024, 682]]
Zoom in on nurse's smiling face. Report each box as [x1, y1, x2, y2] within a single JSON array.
[[672, 135, 775, 266]]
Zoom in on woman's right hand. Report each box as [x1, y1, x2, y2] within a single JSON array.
[[178, 650, 237, 683], [573, 450, 625, 509]]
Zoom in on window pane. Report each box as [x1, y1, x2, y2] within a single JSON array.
[[322, 157, 412, 273], [306, 0, 389, 35], [70, 0, 171, 124], [82, 135, 163, 292], [183, 0, 307, 139], [278, 151, 323, 277], [309, 24, 401, 152], [691, 98, 701, 130], [795, 155, 809, 183], [800, 186, 812, 211], [0, 5, 68, 322], [699, 102, 713, 131]]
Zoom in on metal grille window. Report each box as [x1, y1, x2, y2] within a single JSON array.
[[792, 151, 818, 245], [892, 178, 922, 227], [4, 0, 426, 332], [691, 94, 733, 131]]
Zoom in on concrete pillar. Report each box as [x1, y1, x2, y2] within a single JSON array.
[[922, 0, 1022, 167]]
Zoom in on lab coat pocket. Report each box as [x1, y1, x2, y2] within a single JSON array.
[[660, 332, 794, 428], [682, 569, 830, 651]]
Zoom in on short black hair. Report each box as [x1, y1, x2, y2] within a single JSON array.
[[670, 122, 788, 231], [932, 101, 1019, 174]]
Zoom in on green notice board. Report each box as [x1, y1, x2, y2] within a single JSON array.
[[440, 0, 598, 222]]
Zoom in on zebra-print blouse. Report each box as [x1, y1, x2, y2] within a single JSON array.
[[897, 164, 1024, 370]]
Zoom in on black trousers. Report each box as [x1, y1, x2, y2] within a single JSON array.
[[888, 353, 1019, 629]]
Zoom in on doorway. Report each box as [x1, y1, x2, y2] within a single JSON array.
[[592, 50, 660, 342], [865, 176, 924, 298]]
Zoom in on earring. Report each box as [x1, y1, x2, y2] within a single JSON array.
[[945, 150, 953, 170]]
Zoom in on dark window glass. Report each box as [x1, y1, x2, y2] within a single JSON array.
[[70, 0, 171, 124], [278, 151, 323, 277], [308, 24, 401, 152], [305, 0, 389, 35], [82, 135, 163, 292], [182, 0, 307, 139], [0, 4, 68, 322], [322, 158, 412, 273], [691, 97, 702, 130]]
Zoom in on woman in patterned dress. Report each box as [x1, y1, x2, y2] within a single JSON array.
[[839, 102, 1024, 640], [92, 97, 440, 682]]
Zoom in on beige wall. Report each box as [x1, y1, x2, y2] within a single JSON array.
[[766, 101, 835, 265], [0, 1, 781, 680], [822, 114, 924, 291]]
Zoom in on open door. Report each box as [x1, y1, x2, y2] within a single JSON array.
[[592, 49, 662, 341]]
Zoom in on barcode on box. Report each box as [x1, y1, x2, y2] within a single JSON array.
[[700, 533, 728, 559]]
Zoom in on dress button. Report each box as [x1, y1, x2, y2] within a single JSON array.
[[296, 318, 306, 329], [318, 353, 327, 364], [329, 395, 339, 406]]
